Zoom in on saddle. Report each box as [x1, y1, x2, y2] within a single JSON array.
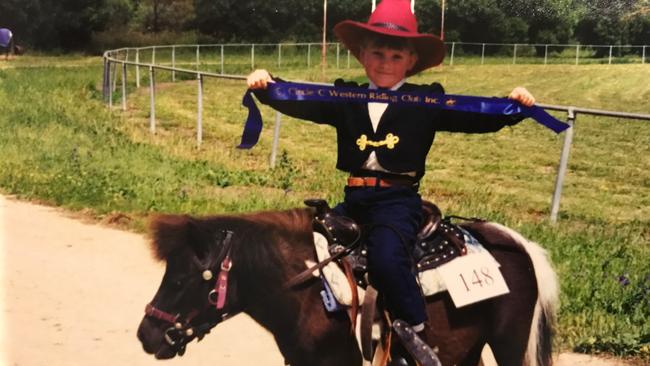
[[305, 198, 469, 288]]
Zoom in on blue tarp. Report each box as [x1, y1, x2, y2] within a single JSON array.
[[0, 28, 13, 48]]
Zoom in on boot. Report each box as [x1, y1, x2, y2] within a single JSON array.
[[388, 340, 415, 366], [391, 320, 441, 366]]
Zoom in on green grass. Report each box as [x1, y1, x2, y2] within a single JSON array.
[[0, 56, 649, 360]]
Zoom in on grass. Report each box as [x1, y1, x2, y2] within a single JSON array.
[[0, 55, 649, 360]]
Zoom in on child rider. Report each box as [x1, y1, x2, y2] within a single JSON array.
[[246, 0, 535, 363]]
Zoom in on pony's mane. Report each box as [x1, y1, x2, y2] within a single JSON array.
[[240, 208, 313, 231], [148, 208, 313, 262]]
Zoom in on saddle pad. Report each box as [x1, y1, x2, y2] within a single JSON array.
[[309, 228, 498, 307], [310, 232, 366, 305]]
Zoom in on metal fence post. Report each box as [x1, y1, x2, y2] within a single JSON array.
[[196, 74, 203, 147], [102, 58, 109, 103], [172, 45, 176, 82], [108, 61, 113, 109], [550, 108, 576, 223], [251, 44, 255, 70], [135, 49, 140, 88], [642, 46, 646, 64], [308, 44, 311, 68], [336, 43, 340, 69], [121, 62, 127, 111], [608, 45, 613, 64], [220, 45, 224, 74], [152, 46, 156, 65], [450, 42, 455, 65], [481, 43, 485, 65], [196, 45, 200, 71], [149, 66, 156, 134], [270, 112, 282, 168], [575, 44, 580, 65], [111, 61, 118, 92], [544, 44, 548, 65], [513, 44, 517, 64], [278, 43, 282, 68]]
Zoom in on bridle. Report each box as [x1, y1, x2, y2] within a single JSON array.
[[143, 230, 236, 356], [142, 222, 362, 356]]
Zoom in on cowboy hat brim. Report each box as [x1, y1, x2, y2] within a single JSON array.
[[334, 20, 446, 76]]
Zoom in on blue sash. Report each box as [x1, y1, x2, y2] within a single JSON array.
[[238, 81, 569, 149]]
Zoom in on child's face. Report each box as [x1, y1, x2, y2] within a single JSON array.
[[359, 45, 418, 88]]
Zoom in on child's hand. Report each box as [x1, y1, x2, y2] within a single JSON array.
[[247, 69, 274, 89], [508, 87, 535, 107]]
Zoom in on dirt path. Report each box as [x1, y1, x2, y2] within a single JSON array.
[[0, 195, 637, 366], [0, 195, 284, 366]]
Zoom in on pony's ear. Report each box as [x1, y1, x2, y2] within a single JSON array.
[[149, 214, 193, 261], [149, 214, 212, 263]]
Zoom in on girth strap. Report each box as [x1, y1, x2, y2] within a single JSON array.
[[341, 259, 359, 335], [360, 285, 378, 361]]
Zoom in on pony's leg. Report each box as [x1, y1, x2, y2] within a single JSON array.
[[486, 249, 538, 366], [270, 286, 362, 366], [424, 294, 487, 366], [456, 342, 485, 366]]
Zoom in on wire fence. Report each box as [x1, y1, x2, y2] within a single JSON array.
[[105, 41, 648, 75], [102, 43, 650, 222], [446, 42, 648, 65]]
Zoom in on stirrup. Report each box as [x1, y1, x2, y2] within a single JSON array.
[[392, 320, 442, 366]]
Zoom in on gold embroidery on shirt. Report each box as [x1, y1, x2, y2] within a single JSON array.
[[356, 133, 400, 151]]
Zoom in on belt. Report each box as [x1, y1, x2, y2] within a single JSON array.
[[347, 176, 416, 188]]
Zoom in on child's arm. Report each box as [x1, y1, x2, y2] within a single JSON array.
[[245, 69, 340, 126]]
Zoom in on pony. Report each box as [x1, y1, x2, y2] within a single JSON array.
[[137, 207, 558, 366]]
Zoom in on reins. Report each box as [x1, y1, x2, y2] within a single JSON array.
[[284, 233, 361, 289]]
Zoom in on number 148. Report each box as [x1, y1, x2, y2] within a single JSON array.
[[459, 267, 494, 292]]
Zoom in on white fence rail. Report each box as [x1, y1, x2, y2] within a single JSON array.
[[102, 44, 650, 223], [106, 42, 649, 75]]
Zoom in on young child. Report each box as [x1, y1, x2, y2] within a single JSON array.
[[247, 0, 534, 363]]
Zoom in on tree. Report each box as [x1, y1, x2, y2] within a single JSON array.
[[445, 0, 525, 44], [0, 0, 43, 47], [501, 0, 577, 56], [624, 11, 650, 46], [574, 0, 646, 56], [134, 0, 194, 33], [96, 0, 135, 28]]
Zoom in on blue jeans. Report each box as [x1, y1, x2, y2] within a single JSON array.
[[334, 185, 426, 325]]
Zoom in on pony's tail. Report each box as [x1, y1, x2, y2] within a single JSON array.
[[488, 223, 558, 366]]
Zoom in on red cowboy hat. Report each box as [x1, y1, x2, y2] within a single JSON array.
[[333, 0, 445, 76]]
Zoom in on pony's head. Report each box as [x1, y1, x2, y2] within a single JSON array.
[[137, 209, 315, 359], [137, 214, 240, 359]]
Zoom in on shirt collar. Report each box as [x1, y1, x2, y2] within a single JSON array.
[[368, 79, 406, 91]]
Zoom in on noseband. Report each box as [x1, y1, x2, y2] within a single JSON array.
[[144, 230, 235, 355]]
